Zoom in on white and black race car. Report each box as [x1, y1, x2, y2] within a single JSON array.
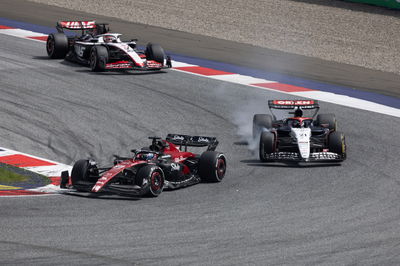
[[46, 20, 172, 71], [253, 100, 346, 163]]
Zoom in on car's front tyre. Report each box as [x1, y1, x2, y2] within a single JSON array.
[[259, 131, 275, 162], [71, 159, 99, 191], [145, 43, 166, 65], [90, 46, 108, 72], [328, 131, 346, 161], [137, 165, 164, 197]]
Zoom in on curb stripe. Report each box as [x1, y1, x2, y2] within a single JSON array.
[[0, 147, 71, 196], [0, 154, 56, 167], [0, 190, 48, 196], [0, 25, 14, 29], [28, 36, 48, 41], [252, 83, 315, 92], [209, 74, 276, 85], [174, 66, 234, 76]]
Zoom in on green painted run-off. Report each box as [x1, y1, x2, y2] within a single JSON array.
[[345, 0, 400, 9]]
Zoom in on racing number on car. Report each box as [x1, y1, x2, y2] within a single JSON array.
[[75, 45, 86, 57]]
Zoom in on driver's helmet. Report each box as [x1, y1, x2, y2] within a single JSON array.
[[137, 152, 155, 161], [103, 35, 116, 43], [288, 119, 302, 128], [81, 28, 96, 41]]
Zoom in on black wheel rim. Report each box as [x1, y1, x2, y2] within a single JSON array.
[[46, 37, 54, 55], [216, 158, 226, 179], [150, 171, 162, 193], [260, 142, 265, 159], [90, 50, 97, 70]]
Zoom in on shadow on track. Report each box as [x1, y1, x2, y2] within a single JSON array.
[[60, 191, 142, 201], [32, 56, 169, 75], [74, 69, 168, 76], [32, 55, 51, 60], [241, 159, 342, 168], [233, 141, 248, 146]]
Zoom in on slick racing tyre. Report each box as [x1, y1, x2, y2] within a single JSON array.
[[328, 131, 346, 161], [90, 46, 109, 72], [145, 43, 165, 64], [71, 159, 99, 191], [253, 114, 273, 139], [259, 131, 275, 162], [137, 165, 164, 197], [46, 33, 68, 59], [316, 113, 337, 131], [199, 151, 226, 182]]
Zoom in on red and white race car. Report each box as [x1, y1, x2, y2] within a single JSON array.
[[46, 20, 172, 71], [61, 135, 226, 197]]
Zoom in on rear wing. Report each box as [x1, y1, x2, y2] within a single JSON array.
[[166, 134, 218, 151], [268, 100, 319, 109], [268, 100, 320, 119], [57, 21, 96, 30], [56, 21, 109, 34]]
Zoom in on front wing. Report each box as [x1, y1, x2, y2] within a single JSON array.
[[263, 152, 344, 162], [105, 60, 171, 70], [70, 180, 151, 197]]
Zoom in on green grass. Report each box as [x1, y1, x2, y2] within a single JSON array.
[[0, 167, 27, 183]]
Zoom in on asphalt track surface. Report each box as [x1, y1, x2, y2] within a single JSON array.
[[1, 3, 400, 266], [1, 0, 400, 99], [1, 34, 400, 266]]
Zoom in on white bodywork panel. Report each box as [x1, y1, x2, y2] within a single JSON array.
[[290, 127, 311, 160]]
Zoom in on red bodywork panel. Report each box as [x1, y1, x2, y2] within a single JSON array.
[[146, 60, 162, 68], [92, 160, 147, 192], [91, 141, 196, 192], [106, 61, 133, 69], [162, 141, 195, 174], [287, 117, 313, 123]]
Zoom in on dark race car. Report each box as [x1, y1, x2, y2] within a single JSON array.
[[46, 20, 172, 71], [253, 99, 346, 163], [61, 134, 226, 197]]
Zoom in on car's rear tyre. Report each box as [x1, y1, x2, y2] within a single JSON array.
[[328, 131, 346, 161], [46, 33, 68, 59], [259, 131, 275, 162], [198, 151, 226, 182], [137, 165, 164, 197], [145, 43, 165, 64], [253, 114, 273, 139], [90, 46, 108, 72], [316, 113, 337, 131]]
